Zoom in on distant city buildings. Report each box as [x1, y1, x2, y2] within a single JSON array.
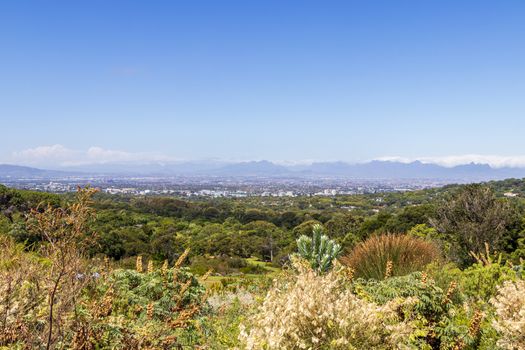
[[1, 175, 447, 198]]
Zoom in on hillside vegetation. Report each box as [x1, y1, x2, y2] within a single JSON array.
[[0, 180, 525, 349]]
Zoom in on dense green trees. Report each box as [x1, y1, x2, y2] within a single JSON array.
[[0, 184, 60, 222], [2, 181, 525, 272]]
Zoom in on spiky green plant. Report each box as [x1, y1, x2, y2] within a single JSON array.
[[296, 224, 341, 273]]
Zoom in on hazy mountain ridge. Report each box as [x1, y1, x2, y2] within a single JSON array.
[[0, 164, 77, 178], [2, 160, 525, 181]]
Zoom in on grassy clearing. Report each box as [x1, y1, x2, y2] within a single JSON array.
[[200, 257, 280, 289]]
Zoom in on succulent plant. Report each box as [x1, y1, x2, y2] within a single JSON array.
[[296, 224, 341, 273]]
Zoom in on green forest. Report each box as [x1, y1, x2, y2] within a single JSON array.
[[1, 179, 525, 349]]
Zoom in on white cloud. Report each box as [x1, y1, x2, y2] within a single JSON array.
[[11, 145, 178, 167], [374, 155, 525, 168], [14, 144, 77, 161]]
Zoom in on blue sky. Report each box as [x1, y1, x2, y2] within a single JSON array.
[[1, 0, 525, 167]]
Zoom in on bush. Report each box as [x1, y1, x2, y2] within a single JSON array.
[[341, 234, 441, 280], [355, 272, 457, 315], [0, 188, 97, 348], [204, 290, 257, 348], [425, 256, 520, 303], [491, 280, 525, 349], [238, 258, 412, 349], [0, 188, 209, 349], [189, 255, 247, 275], [431, 184, 517, 266], [0, 236, 50, 346], [75, 260, 207, 349], [462, 261, 517, 302], [355, 272, 493, 349], [240, 264, 268, 274]]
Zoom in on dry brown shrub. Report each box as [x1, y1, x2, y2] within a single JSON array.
[[341, 234, 441, 280], [0, 187, 98, 349], [0, 236, 45, 346]]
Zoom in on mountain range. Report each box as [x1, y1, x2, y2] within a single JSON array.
[[0, 164, 76, 178], [2, 161, 525, 181]]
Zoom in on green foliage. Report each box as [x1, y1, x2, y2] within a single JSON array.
[[190, 255, 248, 275], [427, 249, 522, 302], [291, 219, 321, 237], [508, 227, 525, 262], [356, 272, 456, 318], [383, 204, 435, 233], [74, 264, 208, 348], [0, 184, 61, 212], [296, 224, 341, 273], [462, 261, 517, 302], [355, 272, 490, 349], [324, 213, 364, 240], [4, 178, 524, 268], [203, 298, 247, 348], [102, 267, 204, 317], [240, 263, 268, 274], [408, 223, 439, 238], [358, 212, 393, 237], [201, 291, 258, 348]]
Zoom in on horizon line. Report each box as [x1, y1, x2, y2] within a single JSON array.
[[3, 157, 525, 170]]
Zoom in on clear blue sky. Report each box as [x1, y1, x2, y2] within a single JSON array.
[[1, 0, 525, 167]]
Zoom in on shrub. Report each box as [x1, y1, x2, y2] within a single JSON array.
[[296, 224, 341, 273], [238, 258, 412, 350], [425, 256, 519, 303], [355, 272, 492, 349], [0, 187, 97, 349], [74, 259, 207, 349], [355, 272, 456, 316], [462, 261, 517, 302], [204, 290, 256, 349], [190, 255, 247, 275], [341, 234, 440, 280], [0, 188, 209, 349], [491, 280, 525, 349], [240, 264, 268, 274], [341, 234, 441, 280], [430, 184, 517, 266], [0, 236, 49, 346]]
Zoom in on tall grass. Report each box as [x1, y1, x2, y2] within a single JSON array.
[[341, 234, 441, 280]]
